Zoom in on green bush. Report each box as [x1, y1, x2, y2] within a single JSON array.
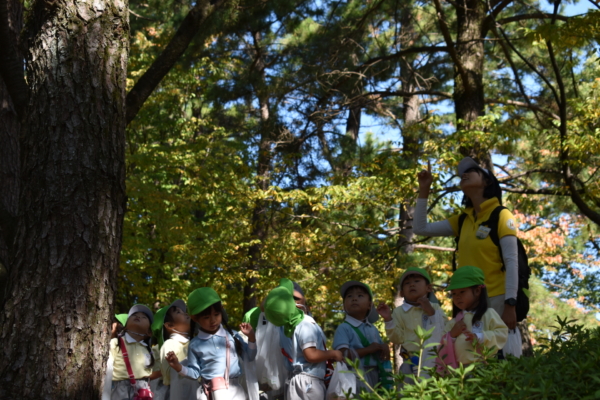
[[356, 317, 600, 400]]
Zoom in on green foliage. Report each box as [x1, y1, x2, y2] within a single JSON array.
[[354, 318, 600, 399]]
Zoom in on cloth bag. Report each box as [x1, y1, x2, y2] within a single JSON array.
[[502, 328, 523, 358], [435, 312, 464, 375], [326, 362, 357, 400], [255, 313, 287, 391]]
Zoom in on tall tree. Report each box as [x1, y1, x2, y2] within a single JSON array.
[[0, 0, 229, 397]]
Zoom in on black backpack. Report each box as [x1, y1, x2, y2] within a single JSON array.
[[453, 206, 531, 322]]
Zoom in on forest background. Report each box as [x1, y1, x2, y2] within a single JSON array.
[[0, 0, 599, 398]]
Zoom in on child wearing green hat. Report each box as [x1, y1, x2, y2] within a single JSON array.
[[165, 287, 256, 400], [264, 280, 343, 400], [332, 281, 388, 391], [437, 266, 508, 371], [152, 299, 198, 400], [107, 304, 157, 400], [376, 267, 446, 378]]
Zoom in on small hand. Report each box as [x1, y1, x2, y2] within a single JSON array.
[[463, 330, 476, 342], [417, 160, 433, 190], [376, 302, 392, 322], [416, 296, 435, 316], [331, 350, 344, 362], [450, 321, 467, 339], [502, 305, 517, 330], [378, 343, 391, 360], [166, 351, 182, 372], [239, 322, 256, 343]]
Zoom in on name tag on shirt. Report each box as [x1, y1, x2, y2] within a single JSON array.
[[476, 225, 491, 239]]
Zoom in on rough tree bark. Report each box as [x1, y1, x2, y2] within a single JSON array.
[[0, 0, 128, 398], [244, 30, 272, 312], [391, 0, 422, 371], [0, 0, 21, 299]]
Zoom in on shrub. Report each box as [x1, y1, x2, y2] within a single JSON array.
[[355, 317, 600, 400]]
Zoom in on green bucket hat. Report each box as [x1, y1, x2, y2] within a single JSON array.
[[188, 287, 221, 316], [399, 267, 432, 287], [151, 299, 187, 348], [339, 281, 379, 323], [115, 314, 128, 326], [264, 286, 304, 338], [447, 266, 485, 291], [243, 306, 262, 331]]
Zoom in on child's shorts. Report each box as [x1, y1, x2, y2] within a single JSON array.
[[285, 372, 326, 400], [111, 380, 135, 400], [197, 377, 247, 400]]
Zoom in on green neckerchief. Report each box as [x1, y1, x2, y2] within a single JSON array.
[[344, 321, 393, 388], [344, 320, 373, 366]]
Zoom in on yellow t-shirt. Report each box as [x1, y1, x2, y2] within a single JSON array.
[[160, 338, 189, 386], [109, 335, 153, 381], [443, 309, 508, 365], [448, 198, 518, 297], [386, 303, 445, 353]]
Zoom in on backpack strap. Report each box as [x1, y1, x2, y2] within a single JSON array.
[[344, 321, 372, 366], [453, 213, 468, 271], [479, 206, 507, 272], [118, 337, 138, 387]]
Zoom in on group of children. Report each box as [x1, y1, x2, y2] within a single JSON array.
[[104, 265, 509, 400]]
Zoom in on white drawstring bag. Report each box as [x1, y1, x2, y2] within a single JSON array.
[[503, 328, 523, 358], [255, 313, 287, 391], [326, 362, 357, 400]]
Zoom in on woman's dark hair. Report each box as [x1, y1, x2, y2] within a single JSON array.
[[452, 285, 488, 324], [196, 302, 243, 357], [461, 168, 503, 207], [116, 330, 155, 369]]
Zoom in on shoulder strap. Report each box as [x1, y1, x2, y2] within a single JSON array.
[[480, 206, 507, 271], [344, 321, 372, 366], [118, 337, 137, 387], [453, 213, 468, 271]]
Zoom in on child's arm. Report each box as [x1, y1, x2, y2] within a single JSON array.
[[148, 370, 162, 380], [303, 347, 344, 363], [354, 343, 390, 360], [480, 310, 509, 350], [166, 349, 202, 380], [378, 304, 404, 346], [237, 324, 257, 362]]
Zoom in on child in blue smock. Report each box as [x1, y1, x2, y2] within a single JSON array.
[[333, 281, 389, 391], [264, 279, 343, 400], [166, 287, 256, 400]]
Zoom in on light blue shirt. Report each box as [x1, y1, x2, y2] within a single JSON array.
[[333, 315, 383, 368], [181, 325, 256, 380], [280, 316, 327, 379]]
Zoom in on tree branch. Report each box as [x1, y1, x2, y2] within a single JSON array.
[[485, 98, 559, 119], [0, 0, 29, 116], [126, 0, 227, 125], [432, 0, 471, 94], [496, 13, 570, 25]]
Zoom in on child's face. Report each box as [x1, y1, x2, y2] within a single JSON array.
[[401, 274, 432, 303], [450, 287, 480, 311], [191, 307, 222, 334], [126, 312, 151, 337], [165, 306, 191, 334], [343, 287, 372, 320]]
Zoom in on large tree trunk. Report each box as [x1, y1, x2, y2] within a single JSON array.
[[453, 0, 492, 169], [244, 30, 271, 313], [391, 2, 421, 372], [0, 0, 22, 299], [0, 0, 128, 398]]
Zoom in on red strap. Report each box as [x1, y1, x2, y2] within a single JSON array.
[[118, 337, 138, 387]]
